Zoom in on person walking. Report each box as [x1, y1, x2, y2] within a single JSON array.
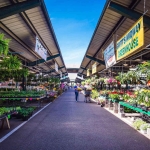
[[74, 84, 79, 101]]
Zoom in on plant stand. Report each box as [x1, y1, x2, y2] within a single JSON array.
[[108, 101, 113, 110], [113, 102, 118, 113], [0, 116, 10, 129], [105, 99, 109, 108], [118, 103, 125, 118], [147, 128, 150, 136]]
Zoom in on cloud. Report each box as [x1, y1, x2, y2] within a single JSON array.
[[63, 50, 85, 61]]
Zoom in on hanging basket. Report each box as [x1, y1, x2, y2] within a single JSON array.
[[0, 34, 10, 56]]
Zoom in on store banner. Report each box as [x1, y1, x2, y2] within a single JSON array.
[[55, 62, 58, 72], [92, 63, 97, 74], [59, 71, 62, 78], [87, 69, 90, 76], [104, 41, 116, 68], [35, 37, 47, 60], [116, 17, 144, 61]]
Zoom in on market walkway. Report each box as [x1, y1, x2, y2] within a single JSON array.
[[1, 89, 150, 150]]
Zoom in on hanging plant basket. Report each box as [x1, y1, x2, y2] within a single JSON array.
[[0, 33, 10, 56]]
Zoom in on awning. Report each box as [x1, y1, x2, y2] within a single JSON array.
[[0, 0, 67, 75], [79, 0, 150, 76]]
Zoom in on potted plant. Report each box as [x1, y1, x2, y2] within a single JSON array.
[[0, 33, 10, 56], [97, 96, 105, 107], [133, 119, 146, 130], [140, 124, 149, 134]]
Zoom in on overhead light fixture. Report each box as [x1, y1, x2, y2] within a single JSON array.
[[123, 63, 128, 66], [112, 72, 116, 74], [141, 61, 147, 64], [135, 59, 141, 61], [129, 68, 137, 71], [129, 65, 135, 68]]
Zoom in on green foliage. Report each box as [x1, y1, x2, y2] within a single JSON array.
[[85, 79, 91, 84], [99, 78, 104, 82], [49, 77, 60, 85], [0, 33, 10, 56], [91, 90, 99, 99], [136, 90, 150, 107], [18, 107, 34, 117], [0, 90, 45, 98], [21, 68, 29, 77], [124, 107, 136, 113], [81, 81, 85, 85], [0, 55, 21, 70], [109, 94, 120, 100], [133, 119, 146, 130], [140, 124, 150, 130]]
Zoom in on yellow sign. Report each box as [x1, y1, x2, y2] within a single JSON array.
[[92, 63, 97, 74], [116, 17, 144, 60], [87, 69, 90, 76]]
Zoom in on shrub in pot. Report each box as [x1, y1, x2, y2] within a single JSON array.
[[133, 119, 146, 130], [140, 124, 150, 134]]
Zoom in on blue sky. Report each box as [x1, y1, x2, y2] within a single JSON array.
[[44, 0, 106, 68]]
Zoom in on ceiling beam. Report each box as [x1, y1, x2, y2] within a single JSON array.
[[42, 66, 65, 73], [0, 0, 42, 20], [81, 67, 87, 70], [86, 55, 105, 65], [28, 54, 60, 66], [109, 1, 150, 29], [81, 0, 141, 74]]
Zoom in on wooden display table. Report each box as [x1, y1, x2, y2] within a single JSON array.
[[0, 115, 10, 129]]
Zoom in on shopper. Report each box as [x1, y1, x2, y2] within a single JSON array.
[[74, 84, 79, 101], [65, 84, 68, 91]]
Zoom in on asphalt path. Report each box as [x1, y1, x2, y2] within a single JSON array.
[[1, 88, 150, 150]]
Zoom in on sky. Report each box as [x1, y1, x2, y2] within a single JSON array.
[[44, 0, 106, 69]]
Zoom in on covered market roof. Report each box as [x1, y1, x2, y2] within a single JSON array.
[[78, 0, 150, 76], [0, 0, 67, 76]]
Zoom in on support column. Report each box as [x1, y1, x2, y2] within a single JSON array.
[[22, 76, 26, 91]]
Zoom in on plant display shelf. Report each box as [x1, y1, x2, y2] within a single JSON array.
[[0, 95, 46, 100], [0, 111, 16, 129], [119, 101, 150, 116], [108, 98, 120, 103]]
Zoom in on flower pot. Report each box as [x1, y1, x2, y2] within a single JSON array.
[[16, 114, 22, 119], [22, 115, 30, 121], [140, 129, 147, 134], [147, 128, 150, 136]]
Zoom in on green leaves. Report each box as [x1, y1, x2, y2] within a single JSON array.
[[1, 55, 21, 70], [0, 33, 10, 56]]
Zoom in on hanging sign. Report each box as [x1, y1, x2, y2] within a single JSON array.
[[92, 63, 97, 74], [87, 69, 90, 76], [59, 71, 62, 78], [104, 41, 116, 68], [55, 62, 58, 72], [35, 37, 47, 60], [116, 17, 144, 61]]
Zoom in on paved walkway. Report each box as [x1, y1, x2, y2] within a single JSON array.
[[1, 89, 150, 150]]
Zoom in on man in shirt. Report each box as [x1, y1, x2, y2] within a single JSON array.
[[74, 84, 79, 101]]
